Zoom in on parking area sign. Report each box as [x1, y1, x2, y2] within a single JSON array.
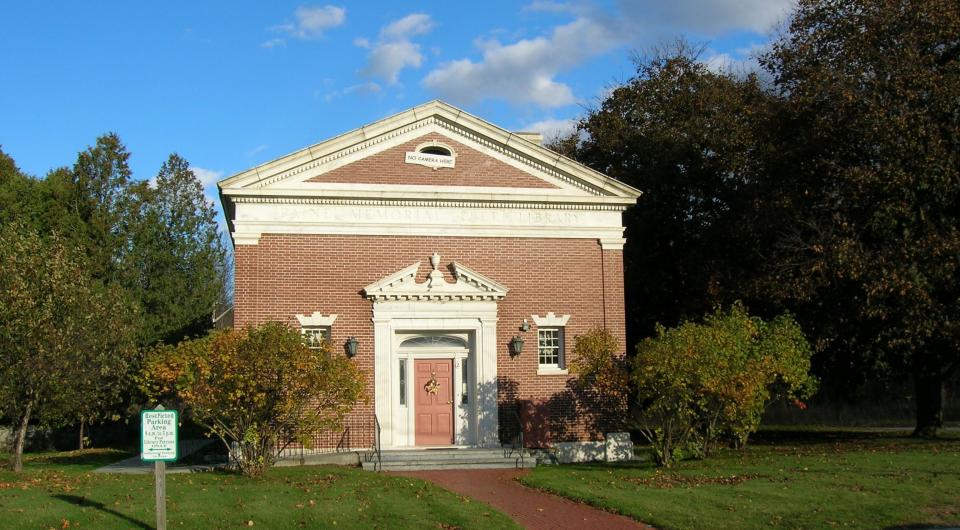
[[141, 409, 178, 462]]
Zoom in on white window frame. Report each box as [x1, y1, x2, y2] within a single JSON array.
[[537, 327, 567, 375], [301, 326, 330, 350], [532, 313, 570, 375], [295, 312, 337, 351]]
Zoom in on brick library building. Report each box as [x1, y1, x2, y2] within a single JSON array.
[[218, 101, 641, 456]]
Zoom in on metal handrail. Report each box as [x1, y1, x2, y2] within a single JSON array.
[[371, 414, 382, 471], [507, 408, 525, 468], [336, 425, 350, 453]]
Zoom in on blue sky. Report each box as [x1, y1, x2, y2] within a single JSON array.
[[1, 0, 792, 219]]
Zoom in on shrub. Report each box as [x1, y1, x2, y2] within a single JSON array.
[[569, 327, 631, 418], [140, 322, 365, 476], [633, 303, 817, 466]]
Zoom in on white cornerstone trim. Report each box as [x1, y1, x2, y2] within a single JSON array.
[[599, 238, 627, 250], [294, 312, 338, 327], [531, 312, 571, 327]]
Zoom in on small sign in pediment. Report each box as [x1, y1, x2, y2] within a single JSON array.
[[404, 151, 455, 169], [363, 253, 507, 302]]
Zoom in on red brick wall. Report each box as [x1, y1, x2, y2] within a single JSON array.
[[306, 133, 560, 189], [234, 234, 627, 446]]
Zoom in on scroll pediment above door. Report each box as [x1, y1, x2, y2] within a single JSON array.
[[363, 254, 507, 302]]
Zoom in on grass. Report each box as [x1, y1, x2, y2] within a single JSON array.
[[521, 429, 960, 530], [0, 449, 519, 529]]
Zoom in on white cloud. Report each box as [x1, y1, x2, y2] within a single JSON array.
[[421, 1, 793, 108], [362, 41, 424, 84], [524, 118, 579, 141], [618, 0, 793, 35], [380, 13, 434, 41], [523, 0, 599, 16], [246, 144, 268, 158], [423, 17, 620, 108], [702, 41, 768, 75], [357, 13, 435, 85], [190, 166, 224, 187], [188, 166, 225, 213], [264, 5, 346, 47], [323, 81, 382, 102], [260, 38, 286, 49]]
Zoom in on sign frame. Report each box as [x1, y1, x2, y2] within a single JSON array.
[[404, 151, 456, 169], [140, 409, 179, 462]]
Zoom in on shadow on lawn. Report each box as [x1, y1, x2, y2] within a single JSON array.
[[30, 449, 134, 468], [883, 523, 957, 530], [555, 460, 654, 472], [54, 494, 151, 529], [750, 429, 914, 446]]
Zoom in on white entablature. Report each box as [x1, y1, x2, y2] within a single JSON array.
[[363, 253, 507, 303], [218, 100, 642, 246]]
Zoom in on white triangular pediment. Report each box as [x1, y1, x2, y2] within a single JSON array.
[[363, 255, 507, 302], [219, 100, 641, 203]]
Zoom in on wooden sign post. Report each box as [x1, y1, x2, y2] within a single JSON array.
[[141, 405, 178, 530]]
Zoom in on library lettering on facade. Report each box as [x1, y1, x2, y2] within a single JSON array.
[[218, 101, 641, 455]]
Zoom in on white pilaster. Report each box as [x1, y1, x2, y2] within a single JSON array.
[[372, 317, 393, 447], [478, 316, 500, 448]]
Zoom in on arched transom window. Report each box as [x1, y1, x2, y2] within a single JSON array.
[[399, 335, 468, 349]]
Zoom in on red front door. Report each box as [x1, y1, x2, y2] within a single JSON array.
[[415, 359, 454, 446]]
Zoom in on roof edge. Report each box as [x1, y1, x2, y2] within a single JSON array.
[[218, 100, 641, 201]]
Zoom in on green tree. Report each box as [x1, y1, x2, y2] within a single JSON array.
[[126, 154, 226, 345], [0, 224, 138, 471], [759, 0, 960, 435], [564, 42, 781, 347], [1, 142, 226, 452], [0, 149, 45, 230], [140, 322, 366, 477], [62, 133, 136, 283]]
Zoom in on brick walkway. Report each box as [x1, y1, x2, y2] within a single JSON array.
[[394, 468, 652, 530]]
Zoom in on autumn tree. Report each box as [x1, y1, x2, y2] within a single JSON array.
[[759, 0, 960, 435], [632, 304, 816, 467], [140, 322, 365, 476], [0, 225, 138, 471], [569, 328, 632, 424]]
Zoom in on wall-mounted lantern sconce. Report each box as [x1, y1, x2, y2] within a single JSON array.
[[509, 335, 525, 356], [344, 336, 359, 358], [520, 318, 530, 332]]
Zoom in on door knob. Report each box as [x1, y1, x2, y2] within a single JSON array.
[[446, 400, 453, 404]]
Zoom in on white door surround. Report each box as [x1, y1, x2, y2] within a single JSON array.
[[364, 255, 505, 448]]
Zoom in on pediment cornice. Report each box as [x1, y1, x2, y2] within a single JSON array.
[[228, 194, 629, 211], [363, 253, 507, 302], [219, 101, 642, 201]]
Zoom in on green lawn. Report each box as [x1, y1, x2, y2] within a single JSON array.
[[0, 449, 518, 529], [521, 430, 960, 530]]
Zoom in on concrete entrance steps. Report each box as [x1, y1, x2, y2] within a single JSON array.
[[362, 448, 535, 471]]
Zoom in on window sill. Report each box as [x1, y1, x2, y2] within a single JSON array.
[[537, 367, 569, 376]]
